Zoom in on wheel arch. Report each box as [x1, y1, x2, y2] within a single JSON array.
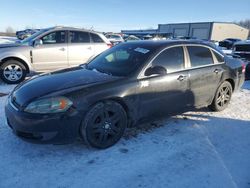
[[91, 97, 134, 128], [1, 56, 30, 73], [224, 78, 235, 92], [209, 77, 235, 106]]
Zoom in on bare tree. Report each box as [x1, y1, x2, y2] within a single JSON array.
[[238, 19, 250, 29], [236, 19, 250, 37], [25, 25, 36, 29], [5, 26, 15, 34]]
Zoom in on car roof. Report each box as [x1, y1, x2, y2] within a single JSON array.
[[44, 26, 103, 34], [120, 40, 216, 49]]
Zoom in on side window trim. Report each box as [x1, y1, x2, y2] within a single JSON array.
[[183, 46, 191, 68], [68, 30, 73, 44], [211, 50, 225, 64], [65, 30, 69, 44], [210, 49, 218, 64], [138, 45, 187, 79], [90, 33, 94, 43]]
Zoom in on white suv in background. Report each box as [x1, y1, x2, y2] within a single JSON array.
[[105, 34, 124, 45], [0, 27, 111, 84]]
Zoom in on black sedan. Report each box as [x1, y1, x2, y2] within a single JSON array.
[[5, 40, 245, 149], [232, 41, 250, 80], [219, 38, 241, 49]]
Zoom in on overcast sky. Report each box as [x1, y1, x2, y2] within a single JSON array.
[[0, 0, 249, 32]]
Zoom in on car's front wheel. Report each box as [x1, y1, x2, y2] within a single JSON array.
[[209, 81, 232, 111], [0, 59, 27, 84], [81, 101, 127, 149]]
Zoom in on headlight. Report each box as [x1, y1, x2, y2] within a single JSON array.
[[24, 97, 73, 114]]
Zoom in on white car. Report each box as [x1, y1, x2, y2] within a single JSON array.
[[105, 34, 124, 45]]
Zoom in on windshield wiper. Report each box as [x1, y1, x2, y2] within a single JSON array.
[[93, 68, 112, 76], [83, 64, 113, 76]]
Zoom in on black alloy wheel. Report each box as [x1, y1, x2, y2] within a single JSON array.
[[81, 101, 127, 149]]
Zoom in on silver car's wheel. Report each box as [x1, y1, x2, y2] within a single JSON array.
[[0, 60, 27, 84], [3, 64, 23, 82]]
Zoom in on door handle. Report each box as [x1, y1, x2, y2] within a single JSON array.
[[214, 69, 222, 74], [177, 75, 187, 81], [59, 48, 66, 51], [87, 46, 92, 50]]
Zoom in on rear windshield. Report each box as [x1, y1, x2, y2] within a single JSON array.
[[90, 33, 104, 43], [87, 43, 157, 76]]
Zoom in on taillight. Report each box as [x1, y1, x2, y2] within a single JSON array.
[[242, 63, 246, 73], [107, 43, 113, 48]]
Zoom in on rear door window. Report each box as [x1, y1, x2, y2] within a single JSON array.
[[69, 31, 90, 43], [152, 46, 185, 73], [187, 46, 214, 67], [90, 33, 104, 43]]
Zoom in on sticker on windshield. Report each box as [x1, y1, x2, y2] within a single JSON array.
[[134, 47, 150, 54]]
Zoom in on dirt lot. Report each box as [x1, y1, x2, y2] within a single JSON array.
[[0, 81, 250, 188]]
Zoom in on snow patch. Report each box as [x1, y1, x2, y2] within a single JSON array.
[[0, 36, 17, 44]]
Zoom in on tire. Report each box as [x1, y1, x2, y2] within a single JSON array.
[[209, 81, 232, 112], [0, 59, 27, 84], [81, 101, 127, 149]]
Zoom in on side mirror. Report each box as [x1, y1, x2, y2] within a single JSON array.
[[144, 66, 167, 77], [33, 39, 43, 47]]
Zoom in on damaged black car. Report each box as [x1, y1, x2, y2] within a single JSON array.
[[5, 40, 245, 148]]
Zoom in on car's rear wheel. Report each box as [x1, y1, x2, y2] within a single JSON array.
[[209, 81, 232, 111], [81, 101, 127, 149], [0, 59, 27, 84]]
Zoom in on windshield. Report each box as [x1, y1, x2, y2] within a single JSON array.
[[19, 29, 50, 45], [87, 43, 156, 76]]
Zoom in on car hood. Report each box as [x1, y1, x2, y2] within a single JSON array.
[[0, 43, 23, 48], [12, 66, 120, 107]]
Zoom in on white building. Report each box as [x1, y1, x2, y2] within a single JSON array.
[[122, 22, 249, 41]]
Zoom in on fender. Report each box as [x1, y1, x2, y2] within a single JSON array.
[[0, 52, 35, 72]]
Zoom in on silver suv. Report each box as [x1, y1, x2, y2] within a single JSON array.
[[0, 27, 111, 84]]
